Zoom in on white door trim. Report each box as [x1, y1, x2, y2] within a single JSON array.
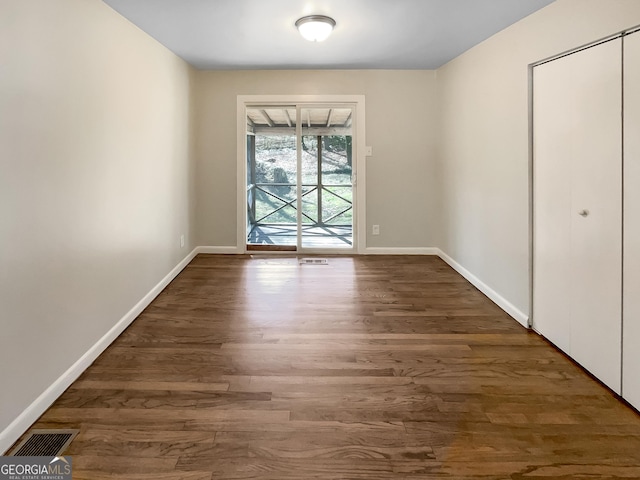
[[236, 95, 366, 253]]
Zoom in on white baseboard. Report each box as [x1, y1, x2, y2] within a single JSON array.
[[0, 247, 199, 455], [197, 246, 439, 256], [196, 246, 241, 254], [364, 247, 439, 255], [436, 249, 529, 328]]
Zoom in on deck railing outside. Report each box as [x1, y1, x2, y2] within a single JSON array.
[[247, 182, 352, 227]]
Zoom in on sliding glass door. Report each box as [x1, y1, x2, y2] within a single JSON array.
[[246, 103, 355, 252]]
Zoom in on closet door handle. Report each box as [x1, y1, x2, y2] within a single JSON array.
[[578, 209, 589, 217]]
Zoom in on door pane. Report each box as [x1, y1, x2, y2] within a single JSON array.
[[246, 107, 298, 247], [300, 107, 353, 249]]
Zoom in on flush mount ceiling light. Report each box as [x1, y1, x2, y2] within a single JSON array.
[[295, 15, 336, 42]]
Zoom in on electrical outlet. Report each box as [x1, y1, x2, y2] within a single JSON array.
[[180, 234, 185, 248], [372, 225, 380, 235]]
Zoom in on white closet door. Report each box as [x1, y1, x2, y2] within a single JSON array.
[[533, 57, 573, 355], [624, 30, 640, 409], [534, 39, 622, 393], [568, 39, 622, 393]]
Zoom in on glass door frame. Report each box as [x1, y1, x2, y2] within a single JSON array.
[[237, 95, 366, 254]]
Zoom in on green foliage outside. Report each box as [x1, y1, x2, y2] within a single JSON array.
[[251, 135, 352, 225]]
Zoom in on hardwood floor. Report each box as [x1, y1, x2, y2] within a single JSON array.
[[17, 254, 640, 479]]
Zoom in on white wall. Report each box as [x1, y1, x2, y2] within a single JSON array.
[[194, 70, 438, 250], [0, 0, 196, 450], [436, 0, 640, 320]]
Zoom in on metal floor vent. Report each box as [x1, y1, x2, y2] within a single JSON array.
[[9, 429, 79, 456], [299, 258, 329, 265]]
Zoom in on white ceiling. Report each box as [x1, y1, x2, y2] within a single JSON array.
[[102, 0, 555, 70]]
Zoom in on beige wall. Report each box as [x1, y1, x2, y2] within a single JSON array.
[[194, 70, 438, 249], [436, 0, 640, 319], [0, 0, 196, 446]]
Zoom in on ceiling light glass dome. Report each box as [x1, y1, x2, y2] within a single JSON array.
[[295, 15, 336, 42]]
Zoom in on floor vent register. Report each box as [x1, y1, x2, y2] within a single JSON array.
[[9, 429, 79, 456], [299, 258, 329, 265]]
